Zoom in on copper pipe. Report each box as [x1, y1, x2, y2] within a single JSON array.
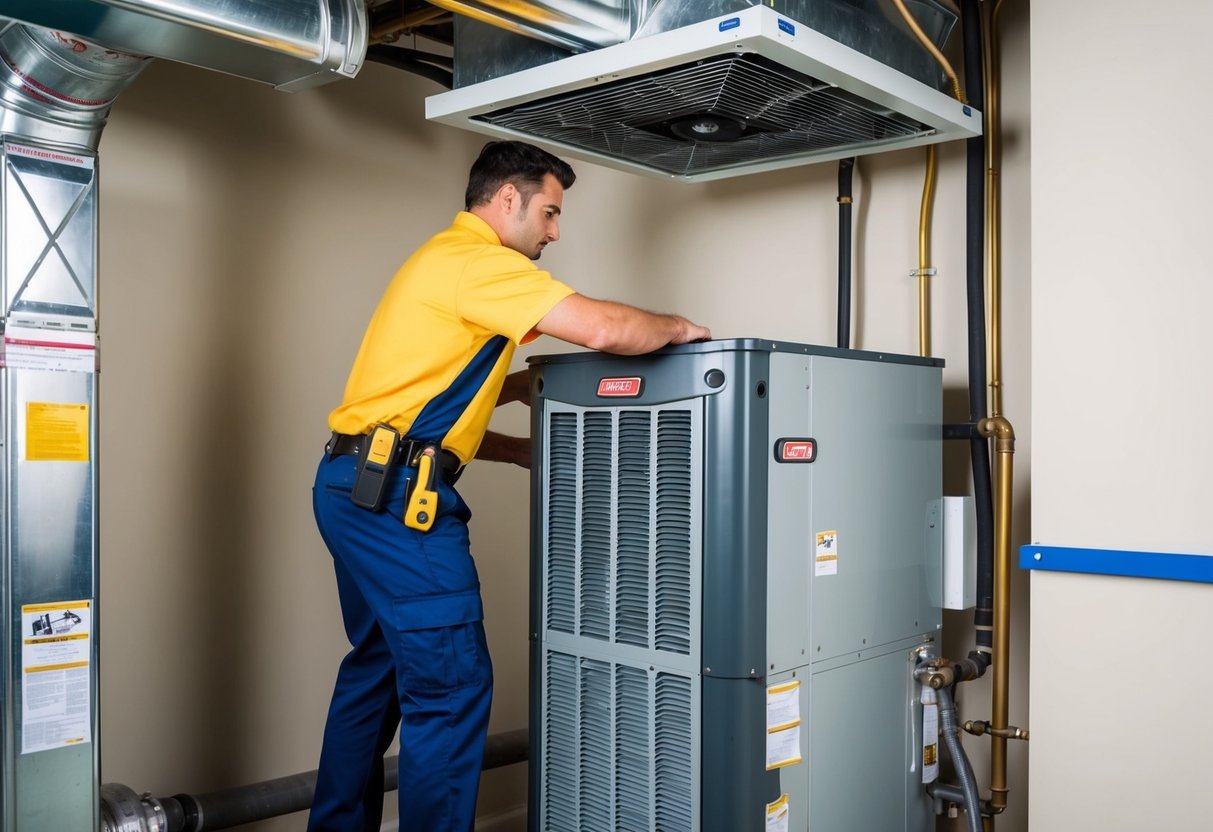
[[371, 5, 449, 44], [964, 719, 1029, 741], [983, 0, 1006, 417], [978, 415, 1014, 812], [892, 0, 960, 360], [980, 0, 1014, 815], [918, 144, 937, 357], [890, 0, 967, 102]]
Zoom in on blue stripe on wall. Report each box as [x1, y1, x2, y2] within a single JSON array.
[[1020, 545, 1213, 585]]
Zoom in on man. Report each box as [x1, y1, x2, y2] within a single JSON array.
[[308, 140, 710, 832]]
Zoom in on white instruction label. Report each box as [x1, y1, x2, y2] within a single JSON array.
[[766, 680, 803, 770], [766, 794, 790, 832], [767, 680, 800, 730], [922, 700, 940, 783], [3, 325, 96, 373], [21, 600, 93, 754], [815, 530, 839, 576]]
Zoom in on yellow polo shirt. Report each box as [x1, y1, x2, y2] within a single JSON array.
[[329, 211, 574, 464]]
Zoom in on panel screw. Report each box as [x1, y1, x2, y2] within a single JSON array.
[[1034, 551, 1042, 561]]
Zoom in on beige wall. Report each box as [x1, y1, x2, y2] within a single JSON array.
[[95, 6, 1032, 828], [1029, 1, 1213, 829]]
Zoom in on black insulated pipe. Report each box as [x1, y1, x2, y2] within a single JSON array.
[[367, 44, 454, 89], [104, 728, 528, 831], [836, 157, 856, 349], [960, 0, 995, 662]]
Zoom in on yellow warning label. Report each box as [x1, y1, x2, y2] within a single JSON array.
[[923, 743, 938, 766], [25, 660, 89, 673], [22, 600, 91, 614], [26, 402, 89, 462]]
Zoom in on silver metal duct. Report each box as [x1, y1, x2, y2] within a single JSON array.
[[0, 21, 150, 149], [0, 0, 367, 92], [426, 0, 638, 52]]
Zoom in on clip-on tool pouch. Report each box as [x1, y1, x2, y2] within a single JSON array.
[[351, 424, 399, 511]]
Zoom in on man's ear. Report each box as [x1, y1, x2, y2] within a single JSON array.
[[496, 182, 519, 215]]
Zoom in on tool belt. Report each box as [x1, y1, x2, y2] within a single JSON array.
[[326, 432, 462, 485]]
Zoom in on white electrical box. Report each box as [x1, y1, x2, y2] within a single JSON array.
[[943, 495, 976, 610]]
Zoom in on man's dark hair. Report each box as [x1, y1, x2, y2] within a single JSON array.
[[464, 141, 576, 210]]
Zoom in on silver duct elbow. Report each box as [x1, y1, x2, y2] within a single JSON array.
[[0, 20, 150, 150], [0, 1, 367, 96]]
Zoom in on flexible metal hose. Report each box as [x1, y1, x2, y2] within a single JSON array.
[[938, 685, 982, 832]]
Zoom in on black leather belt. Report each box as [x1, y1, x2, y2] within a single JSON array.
[[325, 432, 462, 484]]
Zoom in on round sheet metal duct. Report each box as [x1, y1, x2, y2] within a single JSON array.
[[0, 1, 367, 92], [0, 19, 150, 149]]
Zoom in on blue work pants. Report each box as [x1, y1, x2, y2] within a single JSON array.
[[308, 453, 493, 832]]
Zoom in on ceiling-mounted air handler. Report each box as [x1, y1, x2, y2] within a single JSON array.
[[426, 0, 980, 181]]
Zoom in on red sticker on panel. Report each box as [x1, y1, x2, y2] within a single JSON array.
[[597, 377, 643, 397], [775, 438, 817, 463]]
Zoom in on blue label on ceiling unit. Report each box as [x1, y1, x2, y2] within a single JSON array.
[[963, 105, 972, 116], [778, 18, 796, 35], [719, 17, 741, 32]]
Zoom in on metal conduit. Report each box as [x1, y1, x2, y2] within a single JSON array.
[[836, 157, 855, 349], [101, 728, 529, 832]]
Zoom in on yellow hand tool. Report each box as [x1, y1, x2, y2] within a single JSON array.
[[404, 446, 439, 531]]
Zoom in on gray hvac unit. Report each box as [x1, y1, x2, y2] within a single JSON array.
[[528, 339, 943, 831]]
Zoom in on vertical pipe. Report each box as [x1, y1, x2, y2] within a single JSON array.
[[978, 417, 1015, 812], [984, 0, 1007, 418], [981, 0, 1014, 813], [961, 0, 995, 658], [918, 145, 937, 357], [836, 157, 855, 349]]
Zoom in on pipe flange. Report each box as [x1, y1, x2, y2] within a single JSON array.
[[101, 782, 169, 832]]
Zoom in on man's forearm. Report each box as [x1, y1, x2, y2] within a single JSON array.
[[535, 293, 711, 355], [477, 430, 532, 468], [497, 369, 531, 407]]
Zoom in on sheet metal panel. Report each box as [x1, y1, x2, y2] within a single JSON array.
[[1, 138, 99, 830]]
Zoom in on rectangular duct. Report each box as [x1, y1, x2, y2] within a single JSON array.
[[426, 0, 637, 52], [428, 5, 978, 181], [0, 139, 100, 830], [0, 0, 366, 91], [529, 340, 944, 830]]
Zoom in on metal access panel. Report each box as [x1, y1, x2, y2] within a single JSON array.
[[529, 339, 942, 832], [0, 139, 100, 830]]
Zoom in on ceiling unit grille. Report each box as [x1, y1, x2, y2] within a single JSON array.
[[475, 53, 930, 177], [428, 6, 981, 181]]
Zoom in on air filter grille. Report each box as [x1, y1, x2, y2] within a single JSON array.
[[539, 397, 703, 829], [475, 53, 930, 177], [542, 651, 695, 830], [543, 404, 698, 654]]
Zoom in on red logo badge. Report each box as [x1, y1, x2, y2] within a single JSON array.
[[775, 438, 817, 463], [597, 377, 643, 397]]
